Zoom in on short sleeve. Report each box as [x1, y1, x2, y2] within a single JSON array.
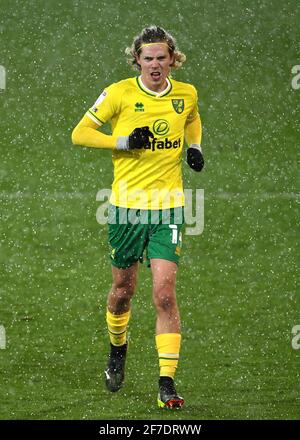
[[86, 83, 122, 126]]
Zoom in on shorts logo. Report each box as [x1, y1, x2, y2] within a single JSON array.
[[153, 119, 170, 136], [172, 99, 184, 114], [175, 232, 182, 255], [175, 246, 181, 256]]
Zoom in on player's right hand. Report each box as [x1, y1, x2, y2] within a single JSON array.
[[128, 126, 154, 149], [116, 126, 154, 150]]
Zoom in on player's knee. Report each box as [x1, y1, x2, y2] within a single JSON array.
[[154, 289, 176, 312], [112, 280, 136, 300]]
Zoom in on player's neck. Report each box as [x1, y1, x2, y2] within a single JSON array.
[[139, 75, 170, 95]]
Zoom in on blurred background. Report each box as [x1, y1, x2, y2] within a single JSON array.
[[0, 0, 299, 419]]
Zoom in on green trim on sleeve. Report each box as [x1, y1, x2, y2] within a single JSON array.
[[88, 109, 105, 124]]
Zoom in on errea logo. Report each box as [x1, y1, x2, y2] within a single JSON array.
[[135, 102, 144, 112]]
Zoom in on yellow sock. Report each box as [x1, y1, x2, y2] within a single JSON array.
[[155, 333, 181, 379], [106, 309, 130, 346]]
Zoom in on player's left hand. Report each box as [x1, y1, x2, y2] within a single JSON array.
[[187, 145, 204, 172]]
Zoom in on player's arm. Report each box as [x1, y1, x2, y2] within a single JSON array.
[[71, 115, 117, 149], [184, 113, 204, 172], [71, 115, 153, 150]]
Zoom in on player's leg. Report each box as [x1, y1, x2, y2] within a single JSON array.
[[105, 262, 139, 392], [147, 207, 185, 408], [151, 258, 180, 334], [151, 258, 184, 409], [108, 262, 139, 314], [105, 205, 146, 392]]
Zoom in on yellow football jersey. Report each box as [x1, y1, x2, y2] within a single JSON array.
[[87, 76, 199, 209]]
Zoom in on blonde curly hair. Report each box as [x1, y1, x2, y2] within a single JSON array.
[[125, 25, 186, 71]]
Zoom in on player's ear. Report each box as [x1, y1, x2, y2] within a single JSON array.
[[169, 53, 175, 67], [135, 54, 141, 68]]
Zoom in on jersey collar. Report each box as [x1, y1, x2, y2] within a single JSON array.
[[136, 75, 172, 97]]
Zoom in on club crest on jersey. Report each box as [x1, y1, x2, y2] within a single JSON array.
[[172, 99, 184, 114]]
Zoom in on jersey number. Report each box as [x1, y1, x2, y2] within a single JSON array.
[[169, 225, 178, 244]]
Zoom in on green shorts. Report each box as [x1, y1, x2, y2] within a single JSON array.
[[108, 205, 185, 269]]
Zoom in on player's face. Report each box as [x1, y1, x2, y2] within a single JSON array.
[[137, 44, 174, 92]]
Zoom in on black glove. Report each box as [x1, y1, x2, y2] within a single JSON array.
[[187, 146, 204, 172], [128, 126, 154, 149]]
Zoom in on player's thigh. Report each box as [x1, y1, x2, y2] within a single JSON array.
[[151, 258, 179, 311], [151, 258, 178, 289], [111, 261, 139, 292]]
